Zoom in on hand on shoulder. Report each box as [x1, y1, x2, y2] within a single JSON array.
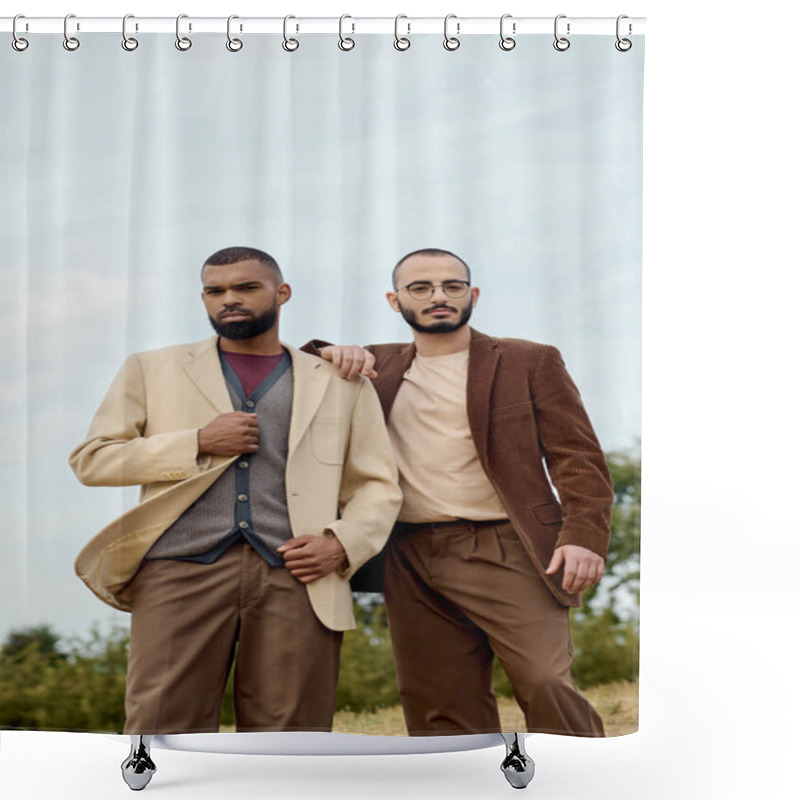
[[319, 345, 377, 380]]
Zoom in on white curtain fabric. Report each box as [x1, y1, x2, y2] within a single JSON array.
[[0, 33, 642, 651]]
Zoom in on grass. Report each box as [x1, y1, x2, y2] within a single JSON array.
[[331, 679, 639, 737]]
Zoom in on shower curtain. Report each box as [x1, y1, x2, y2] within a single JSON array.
[[0, 21, 643, 741]]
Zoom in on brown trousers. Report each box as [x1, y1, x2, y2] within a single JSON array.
[[124, 543, 342, 734], [384, 520, 604, 736]]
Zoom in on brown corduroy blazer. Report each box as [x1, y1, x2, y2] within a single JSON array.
[[367, 328, 614, 608]]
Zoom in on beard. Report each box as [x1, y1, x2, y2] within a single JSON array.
[[208, 302, 278, 340], [399, 301, 473, 334]]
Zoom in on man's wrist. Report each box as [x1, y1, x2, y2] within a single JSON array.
[[324, 529, 350, 573]]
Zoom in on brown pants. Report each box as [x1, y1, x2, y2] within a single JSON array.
[[384, 520, 604, 736], [124, 543, 342, 734]]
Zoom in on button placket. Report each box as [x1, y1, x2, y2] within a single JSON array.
[[234, 410, 254, 537]]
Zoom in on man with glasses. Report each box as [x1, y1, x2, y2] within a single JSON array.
[[311, 247, 612, 737]]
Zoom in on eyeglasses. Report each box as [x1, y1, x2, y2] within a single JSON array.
[[399, 280, 471, 301]]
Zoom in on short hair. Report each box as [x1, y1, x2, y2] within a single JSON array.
[[202, 246, 284, 284], [392, 248, 471, 289]]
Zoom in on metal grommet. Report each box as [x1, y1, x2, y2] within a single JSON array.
[[443, 13, 460, 51], [282, 15, 299, 52], [122, 14, 138, 51], [63, 13, 80, 51], [499, 13, 516, 51], [553, 14, 570, 51], [12, 15, 29, 51], [338, 14, 355, 51], [175, 14, 192, 51], [394, 14, 410, 51], [226, 15, 243, 51], [615, 15, 632, 51]]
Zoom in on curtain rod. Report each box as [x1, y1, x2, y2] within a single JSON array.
[[1, 16, 646, 36]]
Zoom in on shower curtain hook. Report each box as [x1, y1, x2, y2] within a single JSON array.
[[282, 15, 299, 52], [12, 15, 29, 51], [443, 14, 460, 51], [499, 14, 516, 51], [226, 15, 243, 51], [338, 14, 355, 51], [553, 14, 570, 51], [122, 14, 139, 51], [394, 14, 410, 51], [175, 14, 192, 50], [615, 15, 633, 51], [63, 13, 80, 51]]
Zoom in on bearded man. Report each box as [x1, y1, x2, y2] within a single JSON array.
[[70, 246, 401, 757], [313, 248, 612, 737]]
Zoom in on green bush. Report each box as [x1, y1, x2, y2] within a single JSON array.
[[571, 608, 639, 688], [1, 624, 128, 731], [335, 597, 400, 712]]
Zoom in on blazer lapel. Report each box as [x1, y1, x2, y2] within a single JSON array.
[[285, 344, 332, 452], [374, 343, 416, 420], [466, 328, 501, 458], [181, 336, 235, 414]]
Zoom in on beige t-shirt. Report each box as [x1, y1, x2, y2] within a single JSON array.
[[387, 349, 507, 523]]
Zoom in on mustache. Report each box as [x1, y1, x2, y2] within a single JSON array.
[[423, 304, 457, 314], [218, 308, 254, 319]]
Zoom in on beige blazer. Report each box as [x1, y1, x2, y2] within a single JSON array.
[[70, 337, 402, 631]]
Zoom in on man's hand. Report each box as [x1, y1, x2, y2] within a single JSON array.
[[545, 545, 605, 594], [197, 412, 259, 456], [277, 533, 347, 583], [319, 345, 377, 380]]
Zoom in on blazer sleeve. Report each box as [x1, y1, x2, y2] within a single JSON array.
[[69, 355, 204, 487], [530, 347, 614, 558], [299, 339, 333, 355], [323, 377, 402, 576]]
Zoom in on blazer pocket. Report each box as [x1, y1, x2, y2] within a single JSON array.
[[491, 399, 536, 428], [493, 399, 534, 412], [531, 500, 563, 525], [310, 416, 346, 465], [492, 399, 534, 416]]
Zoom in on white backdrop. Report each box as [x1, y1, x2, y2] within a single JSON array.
[[2, 1, 799, 800]]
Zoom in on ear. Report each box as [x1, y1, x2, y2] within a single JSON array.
[[386, 291, 401, 313], [470, 287, 480, 307], [276, 283, 292, 305]]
